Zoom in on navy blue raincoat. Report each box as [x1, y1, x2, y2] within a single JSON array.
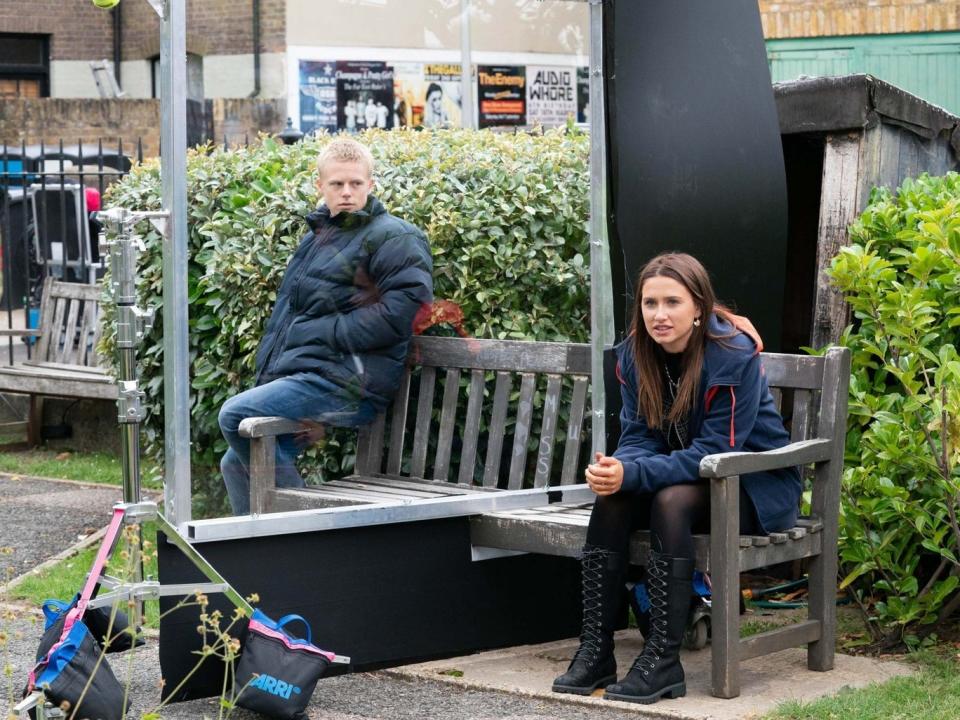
[[254, 197, 433, 410], [613, 314, 801, 533]]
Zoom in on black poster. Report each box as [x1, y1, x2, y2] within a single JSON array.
[[604, 0, 788, 348], [336, 60, 395, 132], [477, 65, 526, 128], [299, 60, 337, 135], [577, 66, 590, 124]]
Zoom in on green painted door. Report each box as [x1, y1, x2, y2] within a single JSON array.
[[767, 33, 960, 116]]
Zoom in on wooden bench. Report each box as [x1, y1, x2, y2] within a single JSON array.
[[0, 276, 114, 445], [237, 336, 850, 700], [241, 336, 593, 515]]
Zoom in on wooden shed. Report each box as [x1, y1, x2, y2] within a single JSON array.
[[773, 74, 960, 352]]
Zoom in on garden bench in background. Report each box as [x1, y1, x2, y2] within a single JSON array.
[[188, 336, 850, 699], [0, 276, 114, 445]]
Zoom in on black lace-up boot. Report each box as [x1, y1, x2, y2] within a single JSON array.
[[604, 551, 695, 704], [552, 545, 625, 695]]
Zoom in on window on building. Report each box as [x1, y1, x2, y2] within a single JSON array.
[[0, 34, 50, 98], [151, 53, 204, 101]]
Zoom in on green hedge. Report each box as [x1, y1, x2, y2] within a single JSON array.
[[103, 129, 591, 514], [828, 172, 960, 645]]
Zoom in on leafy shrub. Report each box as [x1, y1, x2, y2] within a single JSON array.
[[102, 129, 590, 514], [828, 172, 960, 644]]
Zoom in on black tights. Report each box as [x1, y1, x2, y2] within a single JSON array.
[[585, 482, 759, 559]]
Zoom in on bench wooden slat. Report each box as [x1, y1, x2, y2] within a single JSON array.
[[433, 368, 461, 482], [385, 368, 412, 475], [482, 372, 512, 488], [469, 512, 824, 573], [355, 412, 386, 475], [561, 376, 589, 485], [60, 298, 81, 365], [33, 277, 56, 361], [347, 475, 494, 495], [322, 480, 442, 500], [760, 353, 825, 389], [533, 374, 562, 488], [410, 366, 436, 479], [770, 387, 782, 413], [410, 335, 591, 374], [507, 373, 536, 490], [79, 300, 99, 367], [739, 620, 821, 662], [49, 296, 67, 364], [791, 389, 812, 443], [0, 365, 114, 399], [457, 369, 486, 485]]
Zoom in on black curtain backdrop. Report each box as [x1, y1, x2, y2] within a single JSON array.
[[604, 0, 788, 349]]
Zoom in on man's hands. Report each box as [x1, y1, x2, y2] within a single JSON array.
[[294, 419, 327, 446], [585, 452, 624, 496]]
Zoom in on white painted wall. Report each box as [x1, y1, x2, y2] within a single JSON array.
[[203, 53, 286, 98], [119, 60, 152, 98], [50, 60, 108, 98], [286, 0, 589, 55]]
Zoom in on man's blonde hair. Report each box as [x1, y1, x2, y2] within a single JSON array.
[[316, 137, 375, 178]]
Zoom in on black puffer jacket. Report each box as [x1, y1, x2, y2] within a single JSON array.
[[254, 196, 433, 410]]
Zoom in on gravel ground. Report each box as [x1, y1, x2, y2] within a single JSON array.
[[2, 607, 654, 720], [0, 474, 655, 719], [0, 475, 122, 578]]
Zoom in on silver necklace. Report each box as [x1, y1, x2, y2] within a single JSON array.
[[663, 362, 680, 399], [662, 362, 688, 447]]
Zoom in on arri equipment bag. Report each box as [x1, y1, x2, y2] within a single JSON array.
[[232, 610, 336, 720], [24, 509, 131, 720]]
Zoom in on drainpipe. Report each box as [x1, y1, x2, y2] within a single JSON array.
[[113, 2, 122, 88], [250, 0, 261, 97]]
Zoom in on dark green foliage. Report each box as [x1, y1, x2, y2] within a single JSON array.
[[102, 129, 590, 515], [828, 172, 960, 642]]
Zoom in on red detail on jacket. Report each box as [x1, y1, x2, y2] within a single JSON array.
[[703, 386, 737, 447], [704, 386, 719, 411], [615, 360, 625, 385], [728, 387, 736, 447]]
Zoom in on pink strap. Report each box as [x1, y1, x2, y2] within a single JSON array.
[[74, 507, 126, 618], [28, 507, 127, 691]]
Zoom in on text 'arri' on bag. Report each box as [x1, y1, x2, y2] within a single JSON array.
[[232, 610, 341, 720]]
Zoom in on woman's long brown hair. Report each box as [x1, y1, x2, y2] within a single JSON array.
[[628, 253, 733, 429]]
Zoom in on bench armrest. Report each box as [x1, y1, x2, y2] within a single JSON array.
[[238, 416, 307, 438], [0, 329, 40, 337], [699, 438, 833, 479]]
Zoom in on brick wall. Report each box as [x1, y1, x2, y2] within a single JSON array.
[[0, 98, 160, 156], [1, 0, 285, 65], [0, 1, 113, 60], [0, 97, 287, 158], [121, 0, 285, 61], [759, 1, 960, 38]]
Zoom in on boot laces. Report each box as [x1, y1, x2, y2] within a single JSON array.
[[572, 550, 605, 663], [631, 555, 669, 674]]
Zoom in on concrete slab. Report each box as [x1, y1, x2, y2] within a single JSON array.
[[388, 631, 914, 720]]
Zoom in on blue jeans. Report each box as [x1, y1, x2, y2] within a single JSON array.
[[218, 372, 377, 515]]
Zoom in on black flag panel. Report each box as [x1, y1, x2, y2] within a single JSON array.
[[604, 0, 788, 349]]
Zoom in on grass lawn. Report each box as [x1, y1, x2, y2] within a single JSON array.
[[0, 447, 161, 488], [764, 649, 960, 720], [6, 521, 162, 629]]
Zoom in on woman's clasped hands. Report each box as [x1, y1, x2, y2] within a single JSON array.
[[585, 452, 624, 496]]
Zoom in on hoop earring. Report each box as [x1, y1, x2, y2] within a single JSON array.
[[693, 318, 701, 327]]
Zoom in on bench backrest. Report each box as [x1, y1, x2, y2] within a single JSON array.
[[355, 336, 592, 488], [356, 338, 845, 502], [30, 276, 103, 368]]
